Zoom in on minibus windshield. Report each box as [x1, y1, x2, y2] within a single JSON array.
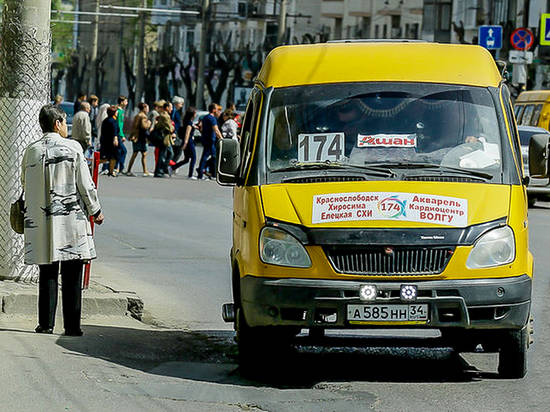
[[266, 83, 504, 182]]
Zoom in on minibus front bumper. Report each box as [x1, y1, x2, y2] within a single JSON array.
[[240, 274, 531, 330]]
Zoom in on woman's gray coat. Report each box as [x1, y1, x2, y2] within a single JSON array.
[[21, 132, 101, 265]]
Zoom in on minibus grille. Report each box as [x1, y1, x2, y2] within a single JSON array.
[[324, 246, 455, 275], [404, 176, 483, 183], [282, 176, 366, 183]]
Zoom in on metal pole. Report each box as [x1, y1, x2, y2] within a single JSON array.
[[277, 0, 287, 45], [73, 0, 79, 49], [90, 0, 99, 93], [135, 0, 147, 105], [196, 0, 209, 109], [0, 0, 51, 281]]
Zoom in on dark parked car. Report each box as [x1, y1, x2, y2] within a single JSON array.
[[518, 125, 550, 206]]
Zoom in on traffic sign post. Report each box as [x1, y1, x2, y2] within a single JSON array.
[[510, 28, 534, 51], [541, 14, 550, 45], [479, 25, 503, 50]]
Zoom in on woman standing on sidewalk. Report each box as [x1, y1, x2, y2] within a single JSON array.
[[21, 104, 105, 336]]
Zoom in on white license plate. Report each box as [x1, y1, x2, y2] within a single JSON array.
[[347, 304, 429, 322]]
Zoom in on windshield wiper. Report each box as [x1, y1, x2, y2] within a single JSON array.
[[272, 161, 395, 177], [365, 162, 494, 180]]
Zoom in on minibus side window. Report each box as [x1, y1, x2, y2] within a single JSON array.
[[514, 105, 522, 119], [502, 86, 522, 174], [239, 92, 261, 182], [531, 104, 543, 126], [515, 105, 525, 124], [520, 105, 534, 125]]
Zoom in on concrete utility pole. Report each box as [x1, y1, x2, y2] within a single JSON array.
[[0, 0, 51, 281], [277, 0, 288, 45], [90, 0, 100, 93], [196, 0, 210, 110], [135, 0, 147, 105]]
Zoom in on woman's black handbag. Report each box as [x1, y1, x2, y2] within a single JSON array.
[[148, 129, 163, 147], [10, 192, 24, 234]]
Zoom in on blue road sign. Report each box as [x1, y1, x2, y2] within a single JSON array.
[[479, 25, 503, 50], [541, 14, 550, 45]]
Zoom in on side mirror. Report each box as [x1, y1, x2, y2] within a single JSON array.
[[216, 138, 240, 186], [528, 134, 550, 178]]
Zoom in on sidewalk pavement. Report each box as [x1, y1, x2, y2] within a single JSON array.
[[0, 278, 143, 320]]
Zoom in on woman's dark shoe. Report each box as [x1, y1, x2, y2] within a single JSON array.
[[35, 325, 53, 334], [64, 329, 83, 337]]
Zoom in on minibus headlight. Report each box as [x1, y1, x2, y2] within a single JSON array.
[[260, 227, 312, 268], [466, 226, 515, 269]]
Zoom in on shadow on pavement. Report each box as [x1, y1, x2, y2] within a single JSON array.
[[55, 325, 496, 387]]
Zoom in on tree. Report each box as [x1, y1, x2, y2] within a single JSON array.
[[176, 45, 199, 106], [205, 31, 242, 104], [122, 48, 137, 107]]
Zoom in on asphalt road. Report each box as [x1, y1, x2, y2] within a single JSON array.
[[83, 164, 550, 411]]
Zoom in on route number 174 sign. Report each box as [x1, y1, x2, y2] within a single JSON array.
[[297, 133, 344, 162]]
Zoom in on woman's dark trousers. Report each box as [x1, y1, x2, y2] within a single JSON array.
[[38, 260, 83, 332], [173, 140, 196, 177]]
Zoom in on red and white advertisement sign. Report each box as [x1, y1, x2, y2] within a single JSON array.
[[312, 192, 468, 227], [357, 134, 417, 148]]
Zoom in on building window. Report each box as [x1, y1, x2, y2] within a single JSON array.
[[391, 15, 401, 38], [411, 23, 419, 39], [334, 18, 343, 40], [362, 16, 371, 38], [186, 29, 195, 51], [383, 24, 387, 38], [375, 24, 379, 39]]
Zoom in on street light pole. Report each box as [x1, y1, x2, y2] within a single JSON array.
[[277, 0, 287, 45], [90, 0, 99, 93], [0, 0, 51, 281], [196, 0, 210, 109], [135, 0, 147, 105]]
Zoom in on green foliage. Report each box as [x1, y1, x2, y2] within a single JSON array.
[[51, 0, 75, 68]]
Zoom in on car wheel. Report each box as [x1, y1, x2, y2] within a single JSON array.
[[235, 307, 295, 374], [498, 327, 528, 379], [528, 196, 536, 207]]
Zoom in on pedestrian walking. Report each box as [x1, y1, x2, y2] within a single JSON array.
[[149, 100, 165, 172], [21, 104, 104, 336], [147, 100, 162, 125], [220, 109, 239, 141], [126, 102, 152, 176], [153, 101, 176, 177], [73, 92, 87, 114], [53, 95, 63, 106], [172, 106, 198, 179], [88, 95, 99, 147], [196, 103, 223, 180], [100, 105, 120, 176], [116, 96, 128, 174], [171, 96, 185, 165], [218, 101, 236, 128], [71, 101, 92, 152], [96, 103, 110, 143]]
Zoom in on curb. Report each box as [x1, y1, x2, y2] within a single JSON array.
[[0, 280, 143, 319]]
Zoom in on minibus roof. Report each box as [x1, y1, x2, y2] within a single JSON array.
[[256, 42, 502, 89], [515, 90, 550, 103]]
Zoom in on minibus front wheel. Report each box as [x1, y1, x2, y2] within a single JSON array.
[[498, 327, 528, 379], [235, 307, 296, 373]]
